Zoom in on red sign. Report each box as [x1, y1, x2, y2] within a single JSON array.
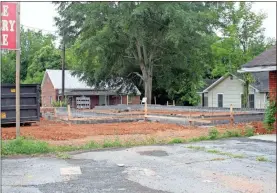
[[1, 2, 17, 50]]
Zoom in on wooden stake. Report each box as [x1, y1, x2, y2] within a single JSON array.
[[173, 100, 175, 106], [144, 98, 147, 121], [154, 96, 156, 105], [67, 104, 72, 120], [167, 101, 168, 106], [230, 104, 234, 125], [54, 108, 57, 117]]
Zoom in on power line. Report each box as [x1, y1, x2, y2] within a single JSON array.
[[21, 24, 59, 35]]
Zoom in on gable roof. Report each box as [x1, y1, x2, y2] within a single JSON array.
[[242, 45, 276, 68], [42, 69, 141, 95], [197, 79, 217, 93], [202, 72, 269, 93], [43, 69, 93, 90]]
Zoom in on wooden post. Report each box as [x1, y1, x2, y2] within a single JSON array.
[[154, 96, 156, 105], [67, 104, 72, 120], [230, 104, 234, 125], [173, 100, 175, 106], [127, 95, 129, 105], [54, 108, 57, 117], [15, 3, 21, 138], [167, 101, 168, 106], [144, 98, 147, 121]]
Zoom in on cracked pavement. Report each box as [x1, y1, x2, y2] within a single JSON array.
[[2, 137, 276, 193]]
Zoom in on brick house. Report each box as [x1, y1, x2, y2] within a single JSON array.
[[239, 45, 276, 101], [41, 69, 141, 108]]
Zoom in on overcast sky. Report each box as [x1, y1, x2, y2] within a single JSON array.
[[21, 2, 276, 38]]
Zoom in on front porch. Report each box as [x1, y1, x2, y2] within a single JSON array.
[[57, 90, 124, 109]]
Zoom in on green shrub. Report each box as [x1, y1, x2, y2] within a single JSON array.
[[245, 126, 255, 137], [2, 137, 50, 155], [208, 128, 219, 139], [264, 101, 277, 133], [52, 100, 68, 107]]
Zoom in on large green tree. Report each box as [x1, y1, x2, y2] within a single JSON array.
[[210, 2, 275, 78], [24, 45, 61, 84], [54, 2, 219, 104], [1, 28, 59, 84]]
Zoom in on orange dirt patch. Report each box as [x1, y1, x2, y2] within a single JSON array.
[[1, 119, 271, 146]]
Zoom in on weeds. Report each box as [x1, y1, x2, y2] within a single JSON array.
[[102, 138, 122, 148], [168, 138, 184, 144], [207, 149, 220, 154], [56, 152, 71, 159], [222, 130, 242, 138], [211, 157, 225, 161], [84, 141, 100, 149], [256, 156, 268, 162], [245, 126, 255, 137], [186, 146, 244, 159], [187, 146, 206, 151], [208, 128, 219, 139], [2, 137, 50, 155]]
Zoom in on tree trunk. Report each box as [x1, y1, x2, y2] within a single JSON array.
[[142, 68, 152, 104], [144, 76, 152, 104]]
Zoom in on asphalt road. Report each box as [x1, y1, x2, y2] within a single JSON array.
[[2, 137, 276, 193]]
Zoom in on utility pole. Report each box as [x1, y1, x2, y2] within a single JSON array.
[[16, 3, 21, 138], [61, 30, 65, 101]]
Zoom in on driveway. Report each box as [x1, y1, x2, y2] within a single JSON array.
[[2, 137, 276, 193]]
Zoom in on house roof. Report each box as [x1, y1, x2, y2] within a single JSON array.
[[197, 79, 217, 92], [42, 69, 141, 95], [242, 45, 276, 68], [201, 72, 269, 93]]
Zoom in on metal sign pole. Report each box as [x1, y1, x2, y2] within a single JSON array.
[[16, 3, 21, 138]]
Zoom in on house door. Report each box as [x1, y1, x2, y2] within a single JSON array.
[[218, 94, 223, 108]]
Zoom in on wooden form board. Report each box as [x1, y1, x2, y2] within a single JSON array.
[[144, 115, 212, 123]]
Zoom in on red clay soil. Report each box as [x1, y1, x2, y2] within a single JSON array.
[[2, 119, 189, 141], [216, 122, 276, 135], [2, 118, 272, 146]]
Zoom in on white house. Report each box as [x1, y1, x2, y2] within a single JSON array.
[[197, 72, 269, 109]]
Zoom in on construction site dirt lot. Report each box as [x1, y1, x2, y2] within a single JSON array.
[[2, 119, 273, 146]]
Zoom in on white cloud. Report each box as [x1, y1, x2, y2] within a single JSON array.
[[252, 2, 276, 38]]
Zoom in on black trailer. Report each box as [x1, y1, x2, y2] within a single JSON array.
[[1, 84, 40, 125]]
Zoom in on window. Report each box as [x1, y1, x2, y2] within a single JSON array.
[[241, 94, 246, 108], [217, 94, 223, 108], [249, 94, 255, 108]]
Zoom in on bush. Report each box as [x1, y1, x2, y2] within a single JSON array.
[[52, 100, 68, 107], [208, 128, 219, 139], [264, 101, 277, 133]]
